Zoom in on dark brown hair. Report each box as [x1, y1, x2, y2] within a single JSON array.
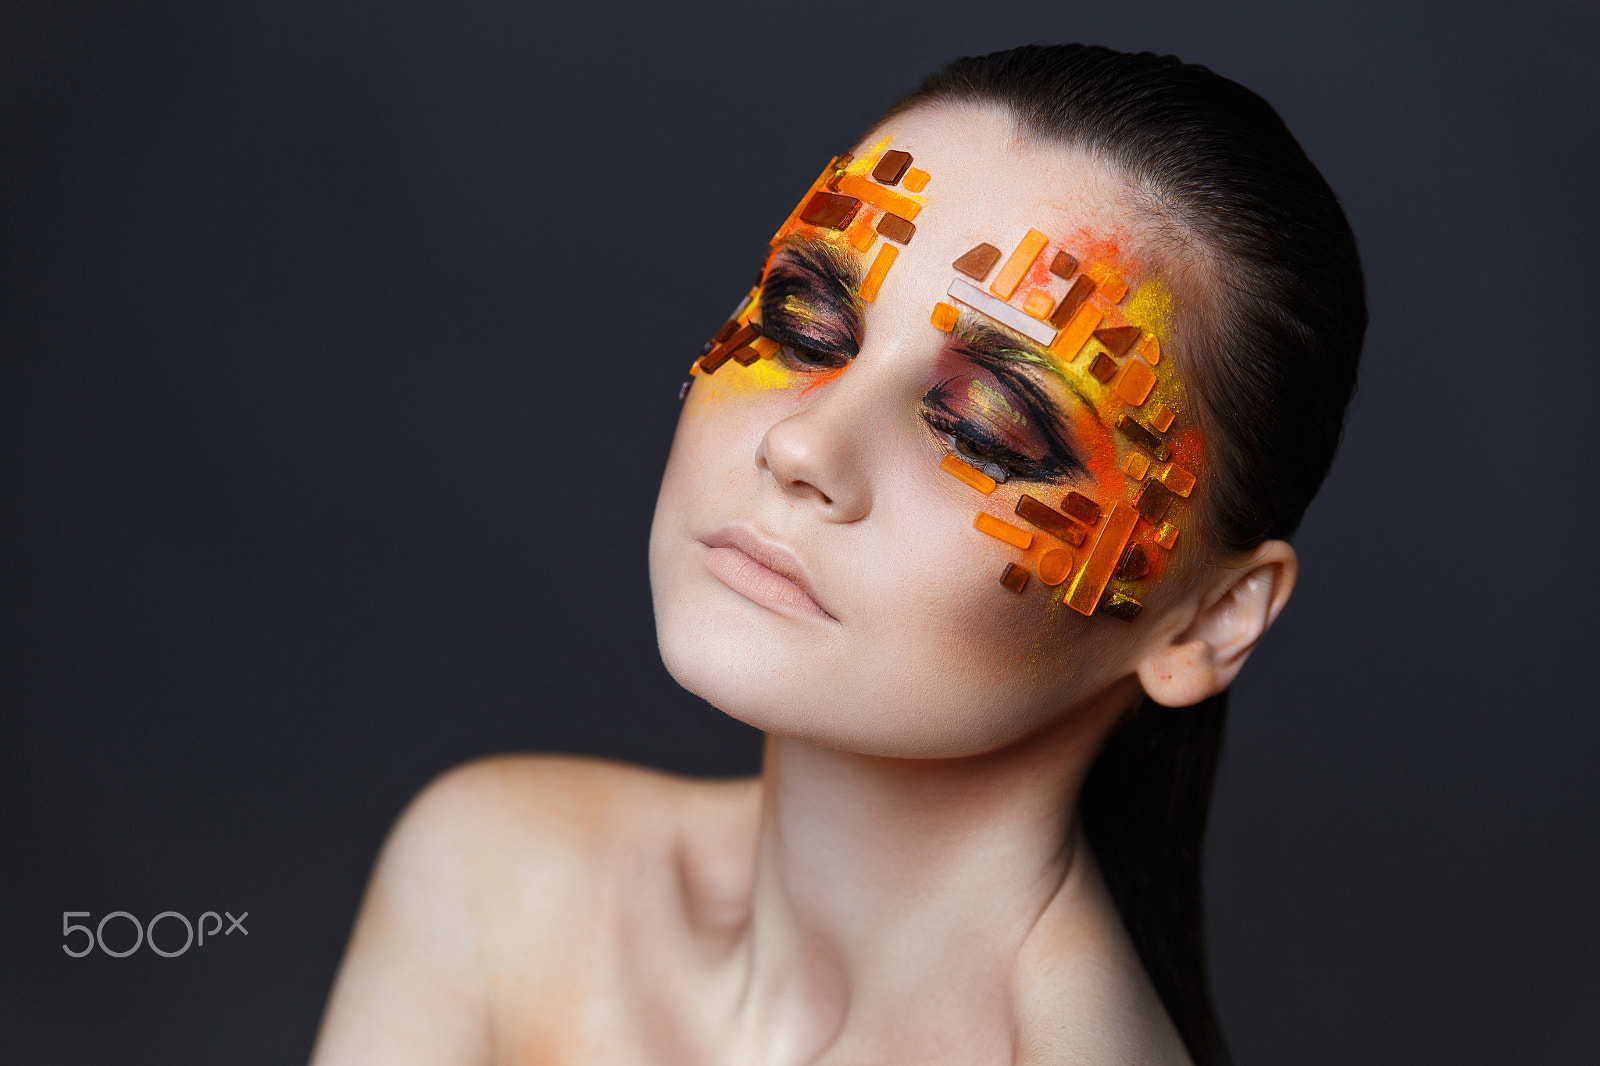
[[880, 44, 1367, 1065]]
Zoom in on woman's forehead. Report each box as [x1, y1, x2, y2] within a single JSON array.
[[855, 105, 1145, 251]]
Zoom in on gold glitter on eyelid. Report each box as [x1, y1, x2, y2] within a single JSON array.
[[967, 380, 1026, 426], [779, 294, 829, 332]]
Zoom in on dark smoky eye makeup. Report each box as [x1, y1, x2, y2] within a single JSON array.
[[920, 324, 1092, 483], [920, 377, 1081, 483], [757, 238, 863, 370]]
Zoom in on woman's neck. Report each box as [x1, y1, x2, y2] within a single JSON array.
[[730, 682, 1135, 1063]]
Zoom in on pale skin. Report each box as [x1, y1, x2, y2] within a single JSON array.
[[311, 104, 1298, 1065]]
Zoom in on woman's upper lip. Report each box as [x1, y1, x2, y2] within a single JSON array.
[[700, 526, 836, 621]]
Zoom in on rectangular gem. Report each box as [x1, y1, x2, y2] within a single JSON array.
[[1114, 359, 1157, 406], [940, 453, 995, 493], [1115, 414, 1169, 460], [1149, 404, 1175, 432], [876, 212, 916, 244], [990, 228, 1049, 300], [772, 156, 848, 240], [700, 345, 736, 374], [901, 167, 929, 192], [930, 301, 960, 332], [722, 322, 759, 351], [1060, 491, 1101, 525], [835, 174, 923, 220], [1023, 289, 1054, 320], [1016, 494, 1088, 546], [750, 335, 780, 359], [1050, 302, 1102, 362], [798, 191, 861, 231], [947, 278, 1058, 346], [848, 215, 877, 251], [1155, 522, 1180, 549], [1049, 250, 1078, 278], [859, 244, 898, 302], [1134, 480, 1176, 523], [974, 511, 1033, 550], [999, 562, 1029, 593], [732, 344, 762, 365], [1158, 462, 1196, 497], [1088, 353, 1117, 383], [872, 149, 913, 185], [1099, 273, 1129, 303], [1122, 452, 1150, 480], [1048, 276, 1095, 328], [1065, 501, 1139, 615], [701, 322, 759, 374], [824, 153, 853, 190]]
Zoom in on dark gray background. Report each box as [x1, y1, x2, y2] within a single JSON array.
[[2, 1, 1595, 1062]]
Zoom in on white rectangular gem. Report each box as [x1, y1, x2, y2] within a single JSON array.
[[946, 277, 1058, 347]]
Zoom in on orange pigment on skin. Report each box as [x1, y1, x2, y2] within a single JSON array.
[[798, 364, 849, 396]]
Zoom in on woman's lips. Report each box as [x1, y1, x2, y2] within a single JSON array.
[[700, 528, 836, 622]]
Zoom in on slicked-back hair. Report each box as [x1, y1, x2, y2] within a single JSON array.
[[877, 44, 1367, 1066]]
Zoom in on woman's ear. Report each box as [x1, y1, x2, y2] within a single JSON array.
[[1136, 540, 1298, 708]]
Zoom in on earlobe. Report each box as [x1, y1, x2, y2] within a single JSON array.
[[1136, 540, 1299, 708]]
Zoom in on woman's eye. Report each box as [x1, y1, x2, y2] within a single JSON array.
[[939, 430, 1013, 483], [950, 434, 1001, 464], [778, 344, 850, 371]]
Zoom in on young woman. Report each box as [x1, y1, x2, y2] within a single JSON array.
[[312, 44, 1365, 1066]]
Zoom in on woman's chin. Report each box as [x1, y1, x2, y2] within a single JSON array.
[[655, 625, 1035, 759]]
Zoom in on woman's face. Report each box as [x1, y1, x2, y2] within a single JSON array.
[[649, 105, 1206, 758]]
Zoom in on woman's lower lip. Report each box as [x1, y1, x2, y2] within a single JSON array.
[[702, 545, 834, 621]]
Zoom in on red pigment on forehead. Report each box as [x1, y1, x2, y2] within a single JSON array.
[[1064, 228, 1126, 266]]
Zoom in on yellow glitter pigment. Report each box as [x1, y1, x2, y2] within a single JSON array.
[[967, 380, 1025, 426], [1124, 278, 1175, 342]]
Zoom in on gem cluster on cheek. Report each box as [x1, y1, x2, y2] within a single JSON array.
[[935, 229, 1201, 623]]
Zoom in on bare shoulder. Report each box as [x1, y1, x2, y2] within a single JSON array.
[[1010, 841, 1195, 1066], [312, 754, 760, 1065]]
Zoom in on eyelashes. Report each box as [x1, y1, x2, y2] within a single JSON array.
[[945, 328, 1091, 482], [759, 238, 863, 362], [921, 378, 1078, 484]]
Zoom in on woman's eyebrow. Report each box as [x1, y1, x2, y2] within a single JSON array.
[[759, 237, 864, 354]]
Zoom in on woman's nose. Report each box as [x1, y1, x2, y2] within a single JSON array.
[[756, 387, 874, 524]]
